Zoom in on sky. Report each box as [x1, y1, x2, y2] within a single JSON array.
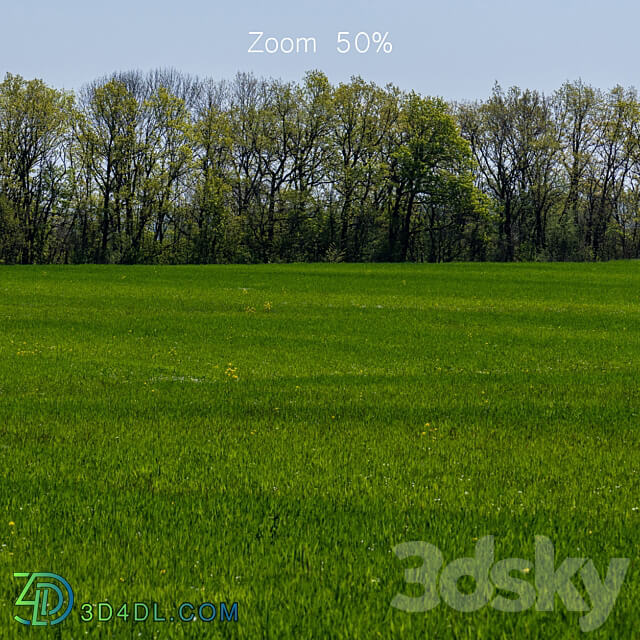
[[1, 0, 639, 100]]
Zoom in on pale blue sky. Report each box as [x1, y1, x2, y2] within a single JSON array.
[[1, 0, 638, 99]]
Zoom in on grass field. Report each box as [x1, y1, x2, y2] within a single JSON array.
[[1, 262, 639, 639]]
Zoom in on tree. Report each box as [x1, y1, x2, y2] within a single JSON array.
[[0, 73, 74, 263], [388, 93, 485, 261]]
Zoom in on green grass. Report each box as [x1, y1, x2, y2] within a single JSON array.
[[0, 262, 639, 639]]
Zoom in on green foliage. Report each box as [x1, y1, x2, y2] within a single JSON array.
[[0, 73, 74, 263], [2, 71, 640, 263], [0, 194, 22, 262]]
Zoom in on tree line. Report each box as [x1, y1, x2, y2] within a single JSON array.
[[1, 69, 639, 264]]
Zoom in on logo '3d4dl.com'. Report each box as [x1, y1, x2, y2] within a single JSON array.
[[13, 573, 74, 626], [392, 536, 630, 633]]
